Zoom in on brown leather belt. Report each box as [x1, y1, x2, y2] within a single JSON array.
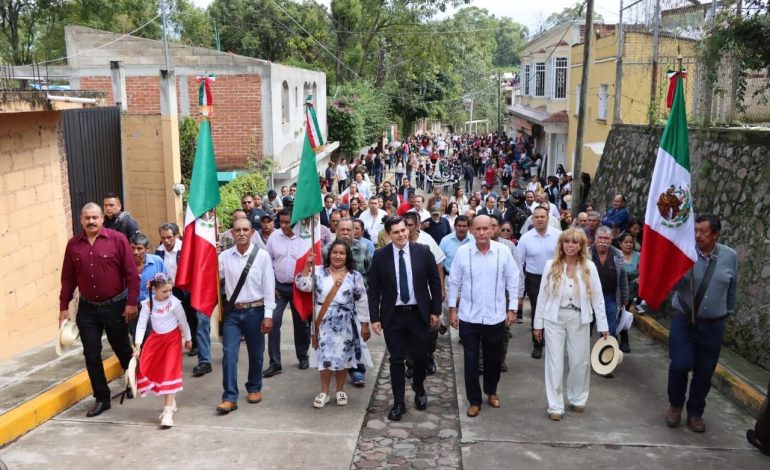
[[233, 300, 264, 310]]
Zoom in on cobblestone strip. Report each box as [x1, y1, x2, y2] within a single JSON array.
[[350, 333, 462, 470]]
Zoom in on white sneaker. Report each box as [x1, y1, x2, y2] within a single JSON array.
[[160, 407, 174, 428]]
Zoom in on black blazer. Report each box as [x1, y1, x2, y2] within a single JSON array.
[[477, 207, 502, 219], [319, 208, 333, 227], [368, 242, 441, 329]]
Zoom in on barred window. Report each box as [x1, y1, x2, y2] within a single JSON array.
[[554, 58, 568, 99], [524, 65, 531, 95], [535, 62, 545, 97]]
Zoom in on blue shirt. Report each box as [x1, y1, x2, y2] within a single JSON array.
[[359, 236, 375, 257], [439, 232, 475, 273], [138, 254, 166, 302]]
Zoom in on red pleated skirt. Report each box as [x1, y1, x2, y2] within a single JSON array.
[[136, 328, 183, 396]]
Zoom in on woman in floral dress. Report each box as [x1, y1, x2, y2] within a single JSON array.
[[296, 240, 374, 408]]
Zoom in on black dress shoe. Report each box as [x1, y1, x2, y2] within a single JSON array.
[[414, 391, 428, 410], [426, 358, 437, 376], [124, 386, 134, 399], [298, 359, 310, 370], [86, 400, 111, 418], [187, 347, 198, 357], [263, 366, 282, 377], [531, 345, 543, 359], [387, 403, 407, 421], [192, 362, 212, 377]]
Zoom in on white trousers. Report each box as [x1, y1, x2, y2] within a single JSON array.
[[544, 308, 591, 415]]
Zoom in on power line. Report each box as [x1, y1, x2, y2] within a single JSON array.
[[12, 14, 161, 68]]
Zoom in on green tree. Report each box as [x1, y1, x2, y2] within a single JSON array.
[[544, 2, 603, 30]]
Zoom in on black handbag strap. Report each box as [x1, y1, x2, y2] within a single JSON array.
[[692, 246, 719, 318], [228, 247, 259, 309]]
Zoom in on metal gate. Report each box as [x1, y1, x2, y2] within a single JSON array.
[[62, 107, 123, 234]]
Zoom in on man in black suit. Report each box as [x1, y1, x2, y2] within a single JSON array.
[[320, 194, 335, 227], [369, 216, 442, 421], [477, 195, 502, 219]]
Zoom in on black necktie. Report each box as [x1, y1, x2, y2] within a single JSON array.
[[399, 249, 410, 304]]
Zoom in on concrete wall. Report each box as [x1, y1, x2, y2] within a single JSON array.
[[592, 124, 770, 369], [122, 114, 179, 241], [566, 32, 699, 176], [0, 112, 72, 360]]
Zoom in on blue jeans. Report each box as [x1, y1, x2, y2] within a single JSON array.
[[222, 306, 265, 402], [603, 294, 618, 337], [668, 314, 725, 417], [196, 311, 211, 365]]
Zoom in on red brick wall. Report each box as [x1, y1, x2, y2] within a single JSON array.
[[80, 74, 263, 169]]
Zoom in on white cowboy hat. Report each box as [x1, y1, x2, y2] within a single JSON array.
[[617, 309, 634, 332], [591, 336, 624, 375], [56, 319, 80, 356], [126, 356, 138, 398]]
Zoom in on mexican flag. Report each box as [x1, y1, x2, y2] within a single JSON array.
[[291, 133, 324, 321], [175, 120, 221, 316], [305, 95, 324, 150], [638, 75, 697, 309]]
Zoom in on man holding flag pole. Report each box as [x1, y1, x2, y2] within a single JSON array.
[[638, 66, 738, 434]]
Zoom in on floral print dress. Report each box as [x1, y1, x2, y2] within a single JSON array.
[[296, 267, 373, 371]]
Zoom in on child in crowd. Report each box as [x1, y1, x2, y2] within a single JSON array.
[[134, 272, 192, 428]]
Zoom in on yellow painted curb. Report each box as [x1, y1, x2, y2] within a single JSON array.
[[632, 312, 764, 417], [0, 355, 123, 447]]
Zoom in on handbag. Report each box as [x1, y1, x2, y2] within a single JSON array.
[[311, 273, 346, 350]]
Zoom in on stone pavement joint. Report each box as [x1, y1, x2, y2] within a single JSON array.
[[350, 334, 462, 470]]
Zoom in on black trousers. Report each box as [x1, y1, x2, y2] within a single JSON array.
[[755, 379, 770, 447], [525, 272, 543, 345], [268, 282, 310, 367], [460, 320, 505, 405], [384, 307, 429, 404], [174, 287, 198, 348], [76, 300, 133, 402]]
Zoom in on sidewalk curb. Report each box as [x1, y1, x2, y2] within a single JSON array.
[[0, 356, 122, 447], [633, 313, 764, 417]]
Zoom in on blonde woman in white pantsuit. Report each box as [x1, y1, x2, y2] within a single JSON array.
[[533, 228, 609, 421]]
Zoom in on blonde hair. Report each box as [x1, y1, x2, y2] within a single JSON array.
[[545, 228, 592, 299]]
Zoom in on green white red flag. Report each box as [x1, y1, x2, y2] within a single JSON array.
[[305, 95, 324, 150], [638, 75, 697, 309], [175, 119, 221, 316], [291, 133, 324, 320]]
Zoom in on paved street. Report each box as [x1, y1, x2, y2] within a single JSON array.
[[1, 307, 767, 469]]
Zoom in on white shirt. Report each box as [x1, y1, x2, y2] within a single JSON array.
[[416, 231, 446, 265], [409, 208, 431, 224], [219, 244, 276, 318], [135, 296, 192, 346], [156, 238, 182, 281], [447, 241, 519, 324], [266, 230, 309, 283], [359, 209, 387, 238], [355, 179, 373, 199], [524, 215, 562, 232], [516, 225, 561, 275], [336, 164, 348, 181], [392, 243, 417, 306]]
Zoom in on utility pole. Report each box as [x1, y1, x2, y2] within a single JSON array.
[[160, 0, 171, 70], [613, 0, 624, 124], [497, 71, 502, 137], [649, 0, 661, 124], [572, 0, 594, 215]]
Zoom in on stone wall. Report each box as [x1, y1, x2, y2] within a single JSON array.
[[592, 124, 770, 369]]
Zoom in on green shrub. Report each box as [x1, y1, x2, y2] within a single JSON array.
[[216, 172, 268, 229]]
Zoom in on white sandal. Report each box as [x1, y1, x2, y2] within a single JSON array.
[[336, 391, 348, 406], [313, 392, 330, 408]]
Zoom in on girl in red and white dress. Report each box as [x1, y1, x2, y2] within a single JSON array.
[[133, 273, 191, 428]]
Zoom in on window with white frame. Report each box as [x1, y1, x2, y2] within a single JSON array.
[[598, 84, 608, 120], [554, 58, 568, 99], [535, 62, 545, 97], [524, 65, 530, 95]]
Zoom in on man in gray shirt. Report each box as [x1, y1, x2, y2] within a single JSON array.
[[666, 214, 738, 433]]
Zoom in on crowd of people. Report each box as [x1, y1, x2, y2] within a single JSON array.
[[57, 131, 767, 457]]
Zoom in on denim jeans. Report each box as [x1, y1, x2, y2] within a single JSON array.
[[603, 294, 618, 337], [222, 306, 265, 402], [667, 314, 725, 417], [196, 311, 212, 365]]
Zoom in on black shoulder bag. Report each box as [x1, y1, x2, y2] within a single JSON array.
[[688, 248, 718, 334], [226, 247, 260, 313]]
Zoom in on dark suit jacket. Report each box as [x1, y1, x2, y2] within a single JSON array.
[[319, 208, 333, 227], [368, 242, 441, 329], [477, 207, 502, 219]]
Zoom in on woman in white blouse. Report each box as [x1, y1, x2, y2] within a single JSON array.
[[533, 228, 608, 421], [443, 202, 460, 231]]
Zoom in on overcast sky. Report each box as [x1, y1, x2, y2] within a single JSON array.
[[191, 0, 622, 32]]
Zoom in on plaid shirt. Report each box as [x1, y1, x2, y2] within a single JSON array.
[[322, 239, 372, 284]]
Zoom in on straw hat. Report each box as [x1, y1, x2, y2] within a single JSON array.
[[56, 319, 80, 356], [591, 336, 624, 375], [126, 357, 138, 398]]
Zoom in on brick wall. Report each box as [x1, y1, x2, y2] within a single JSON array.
[[81, 74, 263, 170], [0, 111, 72, 360]]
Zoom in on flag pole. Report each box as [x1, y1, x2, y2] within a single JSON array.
[[310, 214, 317, 344]]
